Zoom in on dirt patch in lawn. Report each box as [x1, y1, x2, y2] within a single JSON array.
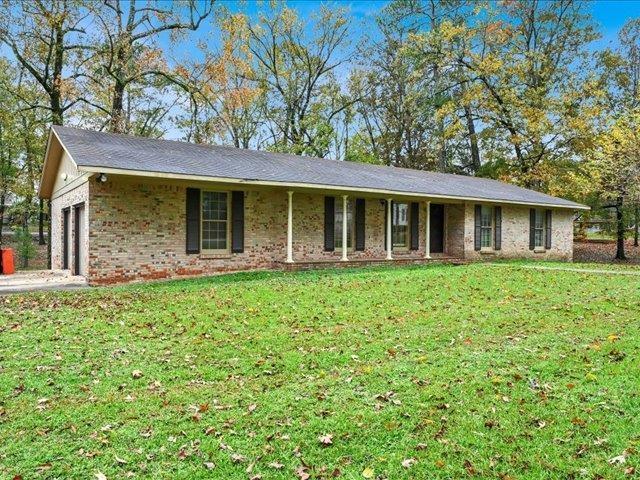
[[573, 239, 640, 264]]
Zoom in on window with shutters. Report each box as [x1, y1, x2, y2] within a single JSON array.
[[201, 191, 230, 253], [534, 209, 545, 248], [392, 202, 410, 248], [335, 198, 354, 250], [480, 205, 493, 248]]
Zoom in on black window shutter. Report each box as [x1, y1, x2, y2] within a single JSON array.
[[474, 204, 482, 251], [355, 198, 365, 251], [529, 208, 536, 250], [186, 188, 201, 254], [410, 202, 419, 250], [231, 191, 244, 253], [545, 209, 552, 249], [324, 196, 335, 251], [494, 206, 502, 251]]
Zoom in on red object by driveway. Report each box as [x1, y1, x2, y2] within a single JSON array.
[[1, 247, 15, 274]]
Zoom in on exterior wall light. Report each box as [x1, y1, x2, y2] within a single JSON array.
[[97, 173, 107, 183]]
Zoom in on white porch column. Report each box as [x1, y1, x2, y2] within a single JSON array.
[[341, 195, 349, 261], [425, 200, 431, 259], [286, 191, 294, 263], [386, 198, 393, 260]]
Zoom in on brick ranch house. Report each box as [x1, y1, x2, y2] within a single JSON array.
[[38, 126, 588, 285]]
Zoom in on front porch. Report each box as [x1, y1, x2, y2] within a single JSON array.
[[282, 189, 466, 265]]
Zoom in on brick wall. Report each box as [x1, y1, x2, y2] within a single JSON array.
[[462, 202, 574, 261], [87, 179, 443, 285], [445, 204, 465, 258], [78, 178, 574, 285]]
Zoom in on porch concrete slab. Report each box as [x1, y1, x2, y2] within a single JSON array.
[[280, 256, 467, 271], [0, 270, 88, 294]]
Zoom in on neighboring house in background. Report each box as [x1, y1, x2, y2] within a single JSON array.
[[39, 126, 589, 285]]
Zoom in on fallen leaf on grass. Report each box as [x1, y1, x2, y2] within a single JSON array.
[[36, 463, 52, 473], [268, 461, 284, 470], [115, 455, 127, 464], [296, 465, 310, 479], [231, 453, 246, 463], [131, 370, 143, 379], [95, 472, 107, 480], [571, 417, 586, 427], [609, 453, 628, 465], [318, 434, 333, 446], [362, 467, 374, 478], [464, 459, 477, 475], [402, 458, 417, 468], [204, 462, 215, 470]]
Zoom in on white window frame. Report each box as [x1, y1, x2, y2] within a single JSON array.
[[392, 202, 410, 250], [335, 198, 355, 251], [201, 190, 231, 254], [534, 209, 546, 249], [480, 205, 494, 250]]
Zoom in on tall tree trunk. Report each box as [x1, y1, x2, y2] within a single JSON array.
[[615, 198, 626, 260], [110, 78, 126, 133], [634, 204, 639, 247], [38, 198, 46, 245], [464, 104, 480, 174]]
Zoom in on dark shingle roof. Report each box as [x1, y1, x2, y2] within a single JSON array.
[[52, 126, 586, 209]]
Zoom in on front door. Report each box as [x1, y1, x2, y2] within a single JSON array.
[[430, 204, 444, 253]]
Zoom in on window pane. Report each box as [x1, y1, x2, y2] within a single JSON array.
[[534, 209, 544, 229], [203, 192, 227, 221], [480, 206, 493, 248], [335, 199, 353, 249], [481, 227, 492, 248], [392, 203, 408, 247], [481, 205, 493, 227], [535, 229, 544, 247], [202, 221, 227, 250], [202, 191, 228, 251]]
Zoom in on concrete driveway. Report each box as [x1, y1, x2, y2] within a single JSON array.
[[0, 270, 87, 294]]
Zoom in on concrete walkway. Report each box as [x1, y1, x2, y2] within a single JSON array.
[[0, 270, 88, 294], [491, 263, 640, 277]]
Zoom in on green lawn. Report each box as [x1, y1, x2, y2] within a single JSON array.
[[1, 264, 639, 479]]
